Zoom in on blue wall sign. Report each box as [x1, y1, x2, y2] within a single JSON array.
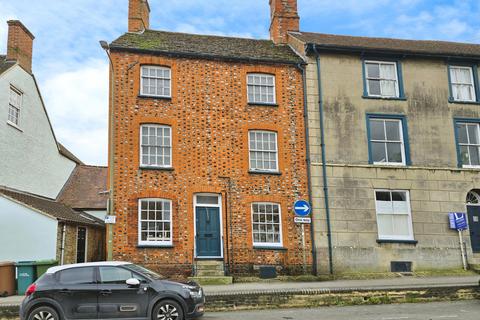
[[449, 212, 468, 231], [294, 200, 311, 217]]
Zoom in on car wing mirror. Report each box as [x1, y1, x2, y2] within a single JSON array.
[[126, 278, 141, 287]]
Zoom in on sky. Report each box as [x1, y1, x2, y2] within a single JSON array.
[[1, 0, 479, 166]]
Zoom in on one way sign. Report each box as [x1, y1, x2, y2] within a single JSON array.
[[294, 200, 311, 217]]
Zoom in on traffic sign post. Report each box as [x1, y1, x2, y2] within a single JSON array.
[[448, 212, 468, 270], [294, 200, 312, 274]]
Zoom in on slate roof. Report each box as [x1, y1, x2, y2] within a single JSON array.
[[0, 55, 16, 76], [58, 143, 84, 165], [291, 32, 480, 58], [0, 187, 104, 227], [57, 165, 108, 210], [110, 30, 303, 64]]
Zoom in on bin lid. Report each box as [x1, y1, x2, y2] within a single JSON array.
[[0, 261, 15, 267], [35, 260, 58, 265], [16, 261, 36, 266]]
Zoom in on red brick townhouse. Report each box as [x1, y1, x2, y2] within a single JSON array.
[[106, 0, 312, 279]]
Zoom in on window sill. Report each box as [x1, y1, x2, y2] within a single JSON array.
[[448, 99, 480, 105], [137, 245, 174, 249], [6, 121, 23, 132], [371, 163, 408, 168], [362, 95, 407, 101], [249, 170, 282, 176], [140, 166, 174, 171], [376, 239, 418, 245], [247, 102, 279, 107], [138, 95, 172, 101], [253, 246, 287, 251], [461, 166, 480, 170]]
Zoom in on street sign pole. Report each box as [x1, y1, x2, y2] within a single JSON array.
[[459, 230, 467, 271], [301, 224, 306, 273]]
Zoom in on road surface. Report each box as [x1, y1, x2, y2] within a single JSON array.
[[204, 301, 480, 320]]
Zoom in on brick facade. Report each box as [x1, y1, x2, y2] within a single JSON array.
[[109, 51, 312, 278]]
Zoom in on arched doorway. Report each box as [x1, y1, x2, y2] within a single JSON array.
[[466, 190, 480, 253]]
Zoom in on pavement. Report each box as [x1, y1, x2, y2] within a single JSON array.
[[205, 301, 480, 320], [1, 275, 479, 306], [203, 275, 480, 295]]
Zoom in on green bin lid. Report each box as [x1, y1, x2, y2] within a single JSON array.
[[16, 261, 36, 266], [35, 260, 58, 265]]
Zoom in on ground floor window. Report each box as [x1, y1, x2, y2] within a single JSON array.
[[375, 190, 414, 241], [252, 202, 282, 247], [138, 199, 172, 246]]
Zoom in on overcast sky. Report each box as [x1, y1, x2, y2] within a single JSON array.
[[1, 0, 479, 165]]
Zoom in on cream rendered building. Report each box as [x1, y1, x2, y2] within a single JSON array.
[[288, 31, 480, 274]]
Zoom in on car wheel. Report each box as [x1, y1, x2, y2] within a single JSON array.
[[153, 299, 184, 320], [27, 306, 59, 320]]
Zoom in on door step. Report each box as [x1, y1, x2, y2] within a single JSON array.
[[195, 260, 225, 277], [188, 276, 233, 285]]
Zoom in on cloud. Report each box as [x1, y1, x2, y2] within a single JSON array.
[[41, 59, 109, 165]]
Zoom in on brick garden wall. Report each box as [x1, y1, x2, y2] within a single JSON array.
[[110, 51, 311, 277]]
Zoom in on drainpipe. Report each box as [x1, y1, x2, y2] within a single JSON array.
[[297, 63, 318, 276], [60, 223, 66, 265], [312, 45, 334, 275]]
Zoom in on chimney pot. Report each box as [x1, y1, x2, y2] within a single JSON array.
[[6, 20, 35, 73], [269, 0, 300, 45], [128, 0, 150, 33]]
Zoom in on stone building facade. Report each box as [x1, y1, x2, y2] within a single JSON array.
[[108, 0, 311, 278], [287, 22, 480, 273]]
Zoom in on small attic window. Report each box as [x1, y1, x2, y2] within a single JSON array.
[[8, 86, 22, 126]]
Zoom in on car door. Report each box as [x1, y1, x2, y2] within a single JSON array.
[[97, 266, 151, 319], [54, 267, 98, 319]]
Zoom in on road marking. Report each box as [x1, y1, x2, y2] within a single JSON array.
[[438, 316, 458, 318], [382, 317, 409, 320]]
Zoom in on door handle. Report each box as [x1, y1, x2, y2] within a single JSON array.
[[59, 289, 70, 294], [100, 290, 112, 296]]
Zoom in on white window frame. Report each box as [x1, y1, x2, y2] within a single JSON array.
[[140, 124, 172, 168], [140, 65, 172, 98], [450, 66, 476, 102], [247, 73, 276, 104], [138, 198, 173, 246], [251, 202, 283, 247], [8, 86, 22, 126], [365, 60, 400, 98], [374, 190, 414, 241], [369, 118, 406, 166], [248, 130, 279, 172], [457, 122, 480, 168]]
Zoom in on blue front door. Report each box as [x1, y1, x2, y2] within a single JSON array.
[[196, 207, 221, 257]]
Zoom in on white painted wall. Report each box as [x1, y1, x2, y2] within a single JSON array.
[[84, 210, 107, 220], [0, 65, 76, 198], [0, 196, 58, 261]]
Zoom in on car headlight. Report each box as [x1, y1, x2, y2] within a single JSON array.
[[183, 285, 202, 298]]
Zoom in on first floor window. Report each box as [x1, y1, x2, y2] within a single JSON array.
[[252, 202, 282, 246], [249, 130, 278, 172], [450, 66, 476, 102], [375, 190, 413, 241], [456, 122, 480, 168], [364, 61, 399, 98], [368, 117, 406, 165], [140, 124, 172, 168], [138, 199, 172, 246], [247, 73, 276, 104], [140, 65, 171, 98], [8, 86, 22, 125]]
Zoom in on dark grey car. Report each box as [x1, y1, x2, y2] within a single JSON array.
[[20, 262, 205, 320]]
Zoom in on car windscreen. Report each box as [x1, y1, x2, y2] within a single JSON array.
[[124, 264, 164, 280]]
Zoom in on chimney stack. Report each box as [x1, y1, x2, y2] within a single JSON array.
[[6, 20, 35, 73], [269, 0, 300, 45], [128, 0, 150, 33]]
